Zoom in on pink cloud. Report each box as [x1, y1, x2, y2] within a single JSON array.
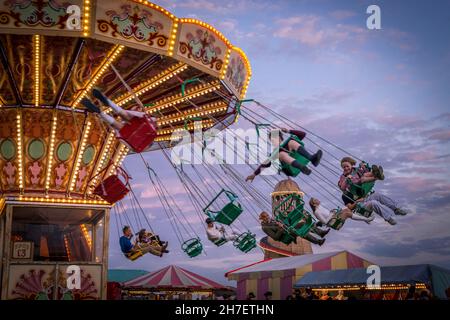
[[274, 15, 367, 48], [393, 176, 446, 193], [329, 10, 357, 20]]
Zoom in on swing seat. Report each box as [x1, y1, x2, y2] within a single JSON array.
[[203, 190, 243, 226], [182, 238, 203, 258], [233, 232, 256, 253], [279, 136, 310, 177], [118, 115, 157, 153], [279, 232, 295, 245], [125, 250, 143, 261], [327, 209, 345, 230], [354, 203, 373, 218], [212, 237, 228, 247], [93, 167, 130, 204], [273, 194, 316, 238], [347, 180, 375, 200]]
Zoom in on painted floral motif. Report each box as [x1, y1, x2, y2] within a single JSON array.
[[28, 161, 42, 185], [11, 269, 55, 300], [3, 161, 16, 186], [97, 4, 168, 47], [75, 165, 87, 191], [11, 269, 98, 300], [179, 29, 223, 71], [226, 56, 246, 94], [58, 269, 98, 300], [55, 162, 66, 188], [0, 0, 71, 28]]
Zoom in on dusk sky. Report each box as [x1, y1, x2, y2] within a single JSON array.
[[109, 0, 450, 285]]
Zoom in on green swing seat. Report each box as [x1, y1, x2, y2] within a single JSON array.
[[346, 161, 376, 200], [273, 194, 316, 238], [181, 238, 203, 258], [327, 209, 345, 230], [279, 135, 310, 177], [354, 202, 373, 218], [347, 180, 375, 200], [278, 231, 296, 245], [212, 237, 228, 247], [233, 231, 257, 253], [203, 189, 243, 226]]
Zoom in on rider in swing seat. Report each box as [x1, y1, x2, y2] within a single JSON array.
[[119, 226, 167, 259], [246, 128, 323, 182], [339, 157, 409, 226], [309, 197, 375, 229], [205, 218, 238, 245], [136, 229, 169, 254], [81, 89, 157, 151]]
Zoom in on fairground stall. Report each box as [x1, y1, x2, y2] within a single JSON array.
[[294, 264, 450, 300], [0, 0, 250, 300], [121, 265, 231, 300]]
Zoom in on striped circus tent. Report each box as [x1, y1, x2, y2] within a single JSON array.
[[123, 265, 226, 290], [226, 251, 373, 300]]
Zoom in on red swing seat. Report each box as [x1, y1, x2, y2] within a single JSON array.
[[118, 115, 157, 153], [93, 167, 130, 204]]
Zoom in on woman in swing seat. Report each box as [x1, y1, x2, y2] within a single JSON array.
[[246, 128, 323, 182], [136, 229, 169, 254], [309, 197, 375, 227], [338, 156, 384, 194]]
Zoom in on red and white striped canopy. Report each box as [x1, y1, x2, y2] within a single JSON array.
[[123, 265, 225, 290]]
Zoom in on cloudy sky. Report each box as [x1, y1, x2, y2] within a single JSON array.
[[108, 0, 450, 285]]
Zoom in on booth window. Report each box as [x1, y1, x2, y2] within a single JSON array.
[[11, 207, 105, 262]]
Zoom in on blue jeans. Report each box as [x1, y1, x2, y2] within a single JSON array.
[[362, 192, 398, 221]]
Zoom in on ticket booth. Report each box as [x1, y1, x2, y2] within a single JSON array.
[[0, 198, 110, 300]]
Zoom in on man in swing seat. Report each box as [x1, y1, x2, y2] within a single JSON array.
[[205, 218, 238, 245], [246, 128, 323, 182], [119, 226, 167, 259]]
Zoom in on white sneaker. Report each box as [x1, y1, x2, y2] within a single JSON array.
[[394, 208, 409, 216], [365, 215, 376, 224], [386, 217, 397, 225]]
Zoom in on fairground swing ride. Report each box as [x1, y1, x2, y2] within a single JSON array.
[[0, 0, 386, 300]]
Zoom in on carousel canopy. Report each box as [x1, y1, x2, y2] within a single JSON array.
[[0, 0, 251, 201], [123, 265, 226, 290]]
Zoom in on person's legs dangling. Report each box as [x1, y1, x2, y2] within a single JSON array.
[[99, 113, 124, 131], [280, 152, 311, 175], [93, 88, 131, 120], [296, 146, 323, 167]]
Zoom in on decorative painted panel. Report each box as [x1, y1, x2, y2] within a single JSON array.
[[0, 109, 19, 191], [48, 110, 85, 191], [57, 264, 102, 300], [0, 0, 85, 35], [224, 48, 250, 98], [74, 115, 106, 192], [94, 0, 172, 54], [7, 265, 57, 300], [22, 109, 52, 190], [175, 21, 228, 77]]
